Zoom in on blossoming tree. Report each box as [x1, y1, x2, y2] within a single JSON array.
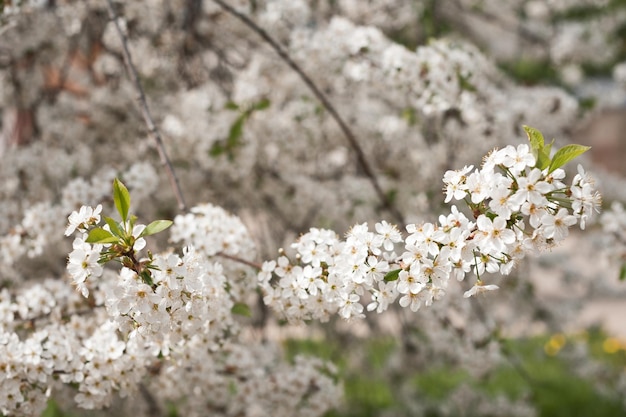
[[0, 1, 623, 416]]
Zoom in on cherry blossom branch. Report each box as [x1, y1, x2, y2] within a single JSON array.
[[105, 0, 188, 212], [211, 0, 406, 227]]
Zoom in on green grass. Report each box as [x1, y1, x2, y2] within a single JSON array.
[[38, 329, 626, 417], [286, 330, 626, 417]]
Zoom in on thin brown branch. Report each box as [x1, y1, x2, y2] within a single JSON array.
[[211, 0, 405, 227], [139, 382, 164, 417], [216, 251, 262, 270], [105, 0, 188, 212], [448, 0, 547, 47]]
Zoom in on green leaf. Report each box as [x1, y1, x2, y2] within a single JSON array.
[[209, 142, 224, 157], [402, 107, 417, 126], [536, 138, 554, 170], [128, 214, 137, 231], [548, 144, 591, 173], [140, 271, 154, 287], [41, 399, 64, 417], [457, 72, 477, 92], [227, 116, 245, 149], [579, 97, 596, 111], [224, 101, 239, 110], [139, 220, 173, 237], [386, 189, 398, 204], [104, 216, 124, 238], [113, 178, 131, 223], [231, 302, 252, 317], [252, 98, 270, 111], [536, 150, 551, 170], [384, 269, 402, 282], [523, 125, 545, 155], [85, 227, 119, 244], [619, 263, 626, 281]]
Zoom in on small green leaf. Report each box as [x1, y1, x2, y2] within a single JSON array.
[[252, 98, 270, 111], [548, 144, 591, 173], [231, 302, 252, 317], [139, 220, 173, 237], [209, 142, 224, 157], [533, 147, 550, 171], [384, 269, 402, 282], [544, 138, 554, 155], [128, 214, 137, 231], [85, 227, 119, 244], [457, 72, 477, 92], [523, 125, 545, 155], [536, 149, 551, 170], [227, 116, 245, 149], [386, 189, 398, 204], [113, 178, 131, 223], [104, 216, 124, 238], [536, 138, 554, 170], [579, 97, 596, 111], [619, 263, 626, 281], [140, 270, 154, 287], [224, 101, 239, 110], [402, 107, 417, 126]]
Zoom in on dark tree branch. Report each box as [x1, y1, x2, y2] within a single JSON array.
[[105, 0, 188, 212], [211, 0, 406, 227]]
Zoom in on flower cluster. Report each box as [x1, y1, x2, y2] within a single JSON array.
[[170, 203, 256, 259], [38, 192, 340, 416], [63, 182, 243, 352], [105, 248, 236, 353], [169, 203, 259, 299], [0, 279, 139, 415], [259, 140, 601, 323], [0, 272, 341, 417]]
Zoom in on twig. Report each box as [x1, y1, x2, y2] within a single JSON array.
[[216, 251, 262, 270], [449, 0, 547, 47], [211, 0, 406, 227], [105, 0, 188, 212], [139, 382, 164, 417]]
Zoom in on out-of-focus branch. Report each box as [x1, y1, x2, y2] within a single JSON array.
[[104, 0, 188, 212], [447, 0, 547, 47], [216, 251, 262, 270], [139, 382, 164, 417], [211, 0, 406, 228]]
